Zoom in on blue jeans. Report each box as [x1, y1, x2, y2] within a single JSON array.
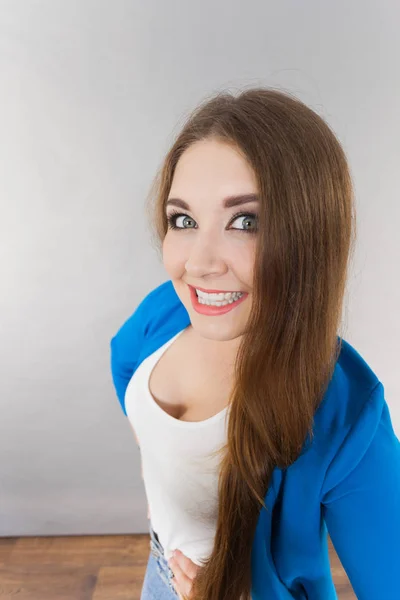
[[141, 522, 179, 599]]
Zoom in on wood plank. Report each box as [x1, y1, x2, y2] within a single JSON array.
[[0, 534, 355, 599]]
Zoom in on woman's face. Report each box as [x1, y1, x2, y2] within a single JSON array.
[[162, 138, 259, 344]]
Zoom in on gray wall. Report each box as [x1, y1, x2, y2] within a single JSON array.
[[0, 0, 399, 536]]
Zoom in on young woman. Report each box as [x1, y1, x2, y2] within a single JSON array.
[[110, 88, 400, 600]]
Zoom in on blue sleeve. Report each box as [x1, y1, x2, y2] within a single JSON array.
[[321, 382, 400, 600], [109, 295, 149, 416]]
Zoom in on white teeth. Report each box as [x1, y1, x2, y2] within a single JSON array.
[[195, 288, 244, 306], [195, 289, 243, 299]]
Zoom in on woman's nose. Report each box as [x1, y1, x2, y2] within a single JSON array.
[[184, 234, 227, 276]]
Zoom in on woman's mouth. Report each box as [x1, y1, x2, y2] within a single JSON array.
[[189, 285, 248, 316]]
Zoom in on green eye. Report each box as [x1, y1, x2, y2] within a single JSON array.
[[166, 211, 196, 230], [229, 212, 258, 232]]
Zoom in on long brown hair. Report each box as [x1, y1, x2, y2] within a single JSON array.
[[145, 87, 356, 599]]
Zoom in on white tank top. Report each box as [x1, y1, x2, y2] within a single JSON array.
[[124, 328, 230, 567]]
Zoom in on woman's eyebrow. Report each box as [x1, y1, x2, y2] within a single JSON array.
[[165, 193, 259, 211]]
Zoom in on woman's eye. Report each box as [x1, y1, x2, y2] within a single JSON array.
[[230, 213, 258, 233], [166, 212, 196, 229]]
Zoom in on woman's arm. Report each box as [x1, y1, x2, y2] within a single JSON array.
[[110, 296, 148, 415], [321, 382, 400, 599]]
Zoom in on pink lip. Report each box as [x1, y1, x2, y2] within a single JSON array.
[[188, 285, 248, 316]]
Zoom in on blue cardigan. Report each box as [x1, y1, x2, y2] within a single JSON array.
[[110, 280, 400, 599]]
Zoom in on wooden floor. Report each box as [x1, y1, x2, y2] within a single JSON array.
[[0, 534, 354, 599]]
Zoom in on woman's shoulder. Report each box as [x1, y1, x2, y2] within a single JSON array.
[[318, 337, 382, 429], [135, 279, 177, 312], [138, 279, 190, 337], [308, 338, 395, 488], [111, 279, 190, 349], [313, 338, 383, 445]]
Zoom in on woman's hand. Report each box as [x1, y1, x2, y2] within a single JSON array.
[[168, 549, 201, 599]]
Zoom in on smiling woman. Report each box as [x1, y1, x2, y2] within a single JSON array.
[[160, 138, 259, 344], [111, 87, 400, 600]]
